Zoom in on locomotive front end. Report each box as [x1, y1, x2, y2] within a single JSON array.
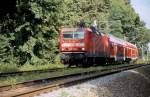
[[59, 28, 86, 66]]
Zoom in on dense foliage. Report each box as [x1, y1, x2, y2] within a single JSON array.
[[0, 0, 150, 66]]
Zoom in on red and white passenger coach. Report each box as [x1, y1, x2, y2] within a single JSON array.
[[59, 27, 138, 66]]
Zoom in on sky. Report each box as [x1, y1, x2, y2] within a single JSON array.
[[131, 0, 150, 50], [131, 0, 150, 29]]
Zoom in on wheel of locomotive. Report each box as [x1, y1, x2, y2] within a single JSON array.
[[107, 58, 116, 65], [81, 57, 91, 67], [68, 62, 73, 67], [60, 59, 68, 66], [87, 57, 94, 66], [75, 59, 83, 67], [61, 59, 73, 67], [95, 58, 106, 66]]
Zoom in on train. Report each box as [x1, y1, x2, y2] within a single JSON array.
[[59, 27, 138, 67]]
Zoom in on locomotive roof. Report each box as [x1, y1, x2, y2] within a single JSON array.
[[109, 34, 126, 45], [61, 27, 86, 32], [109, 34, 137, 48]]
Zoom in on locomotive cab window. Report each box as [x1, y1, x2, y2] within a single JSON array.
[[63, 32, 84, 39], [63, 33, 73, 38]]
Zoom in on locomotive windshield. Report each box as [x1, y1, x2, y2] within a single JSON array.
[[63, 32, 84, 39]]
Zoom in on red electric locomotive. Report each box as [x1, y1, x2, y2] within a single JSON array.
[[59, 27, 138, 67]]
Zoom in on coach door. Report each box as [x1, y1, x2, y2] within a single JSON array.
[[116, 45, 125, 61]]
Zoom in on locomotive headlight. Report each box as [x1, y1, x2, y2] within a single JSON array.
[[82, 48, 85, 50], [62, 48, 65, 51]]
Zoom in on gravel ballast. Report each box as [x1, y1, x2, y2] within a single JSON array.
[[35, 65, 150, 97]]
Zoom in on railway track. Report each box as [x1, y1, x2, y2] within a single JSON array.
[[0, 64, 149, 97]]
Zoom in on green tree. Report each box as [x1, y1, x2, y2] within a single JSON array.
[[0, 0, 149, 66]]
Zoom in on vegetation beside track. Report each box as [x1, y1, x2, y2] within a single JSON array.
[[0, 56, 64, 73], [0, 63, 64, 73], [0, 63, 145, 86]]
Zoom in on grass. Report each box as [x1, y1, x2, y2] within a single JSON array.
[[0, 64, 19, 73], [19, 63, 64, 71], [0, 63, 64, 73], [0, 55, 64, 73], [0, 63, 140, 86]]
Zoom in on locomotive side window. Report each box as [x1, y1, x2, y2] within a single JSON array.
[[63, 32, 84, 39], [63, 33, 73, 38]]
